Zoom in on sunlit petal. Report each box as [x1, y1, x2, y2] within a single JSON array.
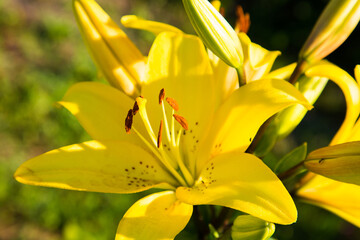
[[306, 61, 360, 145], [58, 82, 149, 146], [266, 63, 296, 80], [297, 175, 360, 227], [176, 152, 297, 225], [14, 141, 178, 193], [197, 79, 312, 172], [121, 15, 183, 35], [116, 191, 192, 240], [239, 33, 280, 83]]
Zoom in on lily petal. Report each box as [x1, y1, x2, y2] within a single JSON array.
[[306, 62, 360, 145], [58, 82, 149, 146], [266, 63, 296, 80], [14, 141, 178, 193], [141, 32, 215, 174], [116, 191, 192, 240], [197, 79, 312, 172], [355, 65, 360, 84], [239, 33, 281, 83], [121, 15, 183, 35], [211, 57, 238, 107], [297, 175, 360, 227], [73, 0, 145, 96], [176, 152, 297, 225]]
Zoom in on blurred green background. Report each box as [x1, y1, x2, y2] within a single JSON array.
[[0, 0, 359, 239]]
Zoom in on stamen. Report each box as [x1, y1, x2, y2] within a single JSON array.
[[173, 114, 189, 130], [132, 101, 139, 115], [159, 88, 165, 104], [157, 120, 163, 148], [125, 109, 133, 134], [235, 5, 250, 34], [166, 97, 179, 111]]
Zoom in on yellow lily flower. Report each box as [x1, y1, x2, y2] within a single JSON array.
[[297, 64, 360, 227], [15, 30, 313, 239]]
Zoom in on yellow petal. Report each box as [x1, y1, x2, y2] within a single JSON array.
[[141, 32, 215, 175], [197, 79, 312, 173], [306, 61, 360, 145], [297, 175, 360, 227], [239, 33, 281, 83], [176, 152, 297, 225], [14, 141, 178, 193], [355, 65, 360, 84], [73, 0, 146, 96], [212, 58, 238, 108], [121, 15, 183, 35], [116, 191, 192, 240], [58, 82, 149, 145], [266, 63, 296, 80]]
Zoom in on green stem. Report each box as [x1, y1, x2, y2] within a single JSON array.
[[194, 206, 209, 240], [278, 162, 305, 181], [236, 66, 246, 86], [289, 60, 307, 85]]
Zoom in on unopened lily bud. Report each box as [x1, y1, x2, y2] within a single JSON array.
[[73, 0, 146, 97], [304, 141, 360, 186], [231, 215, 275, 240], [182, 0, 243, 70], [300, 0, 360, 63]]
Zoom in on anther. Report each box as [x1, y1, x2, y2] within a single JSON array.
[[157, 120, 163, 148], [166, 97, 179, 111], [173, 114, 189, 130], [132, 101, 139, 115], [125, 109, 133, 134], [235, 5, 250, 34], [159, 88, 165, 104]]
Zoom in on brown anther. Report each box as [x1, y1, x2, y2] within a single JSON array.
[[125, 109, 133, 134], [173, 114, 188, 130], [132, 101, 139, 115], [159, 88, 165, 104], [166, 97, 179, 111], [157, 120, 163, 148], [219, 7, 225, 17], [235, 6, 250, 34]]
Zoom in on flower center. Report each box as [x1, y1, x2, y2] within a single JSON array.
[[125, 89, 194, 187]]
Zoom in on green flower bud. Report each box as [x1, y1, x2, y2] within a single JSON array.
[[182, 0, 243, 70], [300, 0, 360, 63], [231, 215, 275, 240]]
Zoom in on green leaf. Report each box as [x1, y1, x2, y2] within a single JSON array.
[[274, 143, 307, 175], [304, 141, 360, 185], [231, 215, 275, 240]]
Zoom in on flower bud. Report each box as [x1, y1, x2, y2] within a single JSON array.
[[231, 215, 275, 240], [304, 141, 360, 186], [182, 0, 243, 70], [299, 0, 360, 63], [73, 0, 146, 97]]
